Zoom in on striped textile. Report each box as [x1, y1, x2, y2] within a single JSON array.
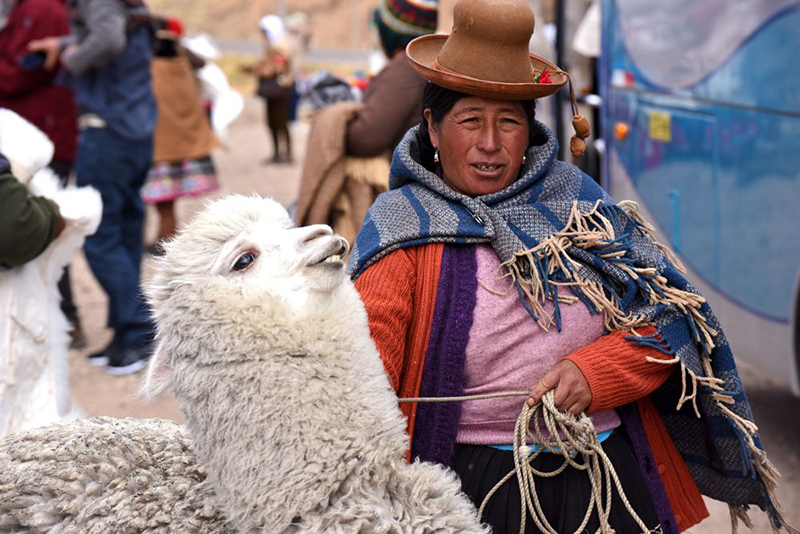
[[376, 0, 438, 36]]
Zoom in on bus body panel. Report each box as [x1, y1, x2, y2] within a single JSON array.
[[601, 0, 800, 393]]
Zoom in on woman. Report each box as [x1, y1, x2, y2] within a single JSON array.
[[0, 0, 84, 347], [345, 0, 436, 158], [349, 0, 792, 533], [142, 17, 219, 252], [295, 0, 436, 247], [254, 14, 294, 164]]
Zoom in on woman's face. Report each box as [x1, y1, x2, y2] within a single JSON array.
[[426, 97, 529, 197]]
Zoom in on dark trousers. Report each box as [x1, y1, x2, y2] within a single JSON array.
[[75, 128, 154, 347], [265, 89, 292, 161], [49, 158, 79, 328]]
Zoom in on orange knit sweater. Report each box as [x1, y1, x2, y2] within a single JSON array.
[[355, 243, 709, 532]]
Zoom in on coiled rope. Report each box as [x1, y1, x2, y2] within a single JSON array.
[[398, 390, 652, 534]]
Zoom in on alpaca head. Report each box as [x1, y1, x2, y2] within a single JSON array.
[[141, 195, 353, 397]]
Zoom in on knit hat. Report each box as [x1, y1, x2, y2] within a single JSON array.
[[166, 17, 183, 36], [374, 0, 437, 55]]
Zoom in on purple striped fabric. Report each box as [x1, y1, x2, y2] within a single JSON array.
[[410, 245, 477, 466]]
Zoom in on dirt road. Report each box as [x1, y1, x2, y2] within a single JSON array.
[[68, 98, 799, 533]]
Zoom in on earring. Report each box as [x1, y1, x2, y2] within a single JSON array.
[[434, 148, 440, 163], [522, 154, 527, 165]]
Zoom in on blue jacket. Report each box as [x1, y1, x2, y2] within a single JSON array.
[[65, 0, 156, 140]]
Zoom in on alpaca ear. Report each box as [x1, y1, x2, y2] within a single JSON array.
[[139, 342, 172, 400]]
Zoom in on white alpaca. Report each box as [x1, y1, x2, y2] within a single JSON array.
[[0, 195, 488, 533], [0, 109, 102, 439]]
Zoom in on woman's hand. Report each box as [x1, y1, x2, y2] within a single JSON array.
[[28, 37, 62, 71], [527, 360, 592, 414]]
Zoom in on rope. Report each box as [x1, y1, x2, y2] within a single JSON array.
[[398, 390, 652, 534], [397, 391, 529, 404]]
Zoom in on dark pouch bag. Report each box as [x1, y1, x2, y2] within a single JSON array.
[[257, 76, 286, 100]]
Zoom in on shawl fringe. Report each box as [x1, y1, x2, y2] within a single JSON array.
[[499, 199, 716, 352]]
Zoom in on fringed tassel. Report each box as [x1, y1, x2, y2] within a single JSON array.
[[617, 200, 687, 274], [644, 357, 724, 418], [498, 200, 718, 355], [730, 504, 754, 534], [722, 406, 800, 533], [731, 491, 799, 534], [627, 332, 673, 355]]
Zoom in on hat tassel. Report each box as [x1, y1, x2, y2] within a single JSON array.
[[567, 74, 591, 159]]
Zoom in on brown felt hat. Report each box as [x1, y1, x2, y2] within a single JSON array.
[[406, 0, 566, 100], [406, 0, 592, 157]]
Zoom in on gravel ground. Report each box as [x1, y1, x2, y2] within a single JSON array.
[[67, 98, 799, 533]]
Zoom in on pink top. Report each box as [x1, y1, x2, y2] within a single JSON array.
[[456, 245, 620, 445]]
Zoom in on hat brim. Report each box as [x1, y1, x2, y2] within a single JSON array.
[[406, 34, 567, 101]]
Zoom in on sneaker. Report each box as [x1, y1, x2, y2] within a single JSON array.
[[69, 325, 87, 351], [87, 342, 120, 367], [146, 241, 166, 257], [107, 343, 152, 376]]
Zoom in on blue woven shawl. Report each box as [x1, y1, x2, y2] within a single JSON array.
[[348, 122, 793, 530]]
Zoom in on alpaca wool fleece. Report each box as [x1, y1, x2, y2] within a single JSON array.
[[0, 417, 231, 532], [144, 195, 488, 533]]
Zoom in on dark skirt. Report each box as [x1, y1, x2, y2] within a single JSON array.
[[452, 433, 661, 533], [265, 90, 291, 133]]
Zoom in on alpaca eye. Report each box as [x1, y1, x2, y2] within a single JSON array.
[[232, 252, 257, 272]]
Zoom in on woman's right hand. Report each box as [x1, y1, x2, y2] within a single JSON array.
[[527, 359, 592, 415], [28, 37, 62, 71]]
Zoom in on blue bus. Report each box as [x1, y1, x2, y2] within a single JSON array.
[[599, 0, 800, 394]]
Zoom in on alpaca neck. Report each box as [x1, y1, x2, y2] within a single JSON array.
[[172, 286, 409, 532]]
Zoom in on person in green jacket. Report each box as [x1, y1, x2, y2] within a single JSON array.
[[0, 153, 64, 269]]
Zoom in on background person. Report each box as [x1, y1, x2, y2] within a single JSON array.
[[348, 0, 790, 532], [0, 153, 64, 269], [252, 14, 294, 164], [0, 0, 84, 348], [29, 0, 158, 376], [0, 108, 102, 440], [294, 0, 436, 246], [344, 0, 436, 158], [141, 17, 219, 253]]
